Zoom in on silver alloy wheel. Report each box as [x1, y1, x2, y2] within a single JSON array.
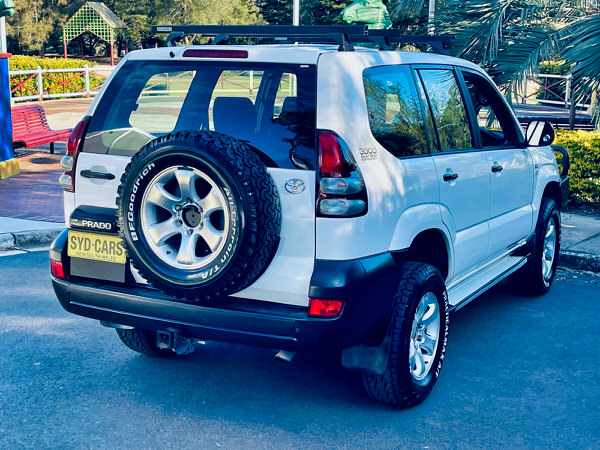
[[140, 166, 230, 270], [542, 217, 557, 282], [409, 292, 441, 381]]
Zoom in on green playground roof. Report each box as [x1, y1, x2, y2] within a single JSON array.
[[64, 2, 126, 43]]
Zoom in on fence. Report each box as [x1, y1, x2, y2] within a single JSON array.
[[9, 65, 111, 102], [9, 66, 585, 113], [519, 73, 591, 110]]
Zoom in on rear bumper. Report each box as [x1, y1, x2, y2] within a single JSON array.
[[51, 229, 404, 351]]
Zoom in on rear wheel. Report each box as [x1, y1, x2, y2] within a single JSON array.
[[362, 262, 449, 408]]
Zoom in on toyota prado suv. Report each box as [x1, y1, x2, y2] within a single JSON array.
[[50, 25, 569, 407]]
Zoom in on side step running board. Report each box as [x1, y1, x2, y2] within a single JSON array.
[[448, 256, 527, 311]]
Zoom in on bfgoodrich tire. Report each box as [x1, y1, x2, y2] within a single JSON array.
[[512, 197, 561, 296], [362, 262, 449, 408], [116, 130, 281, 302]]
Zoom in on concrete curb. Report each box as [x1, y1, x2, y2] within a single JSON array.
[[559, 250, 600, 274], [0, 228, 63, 251]]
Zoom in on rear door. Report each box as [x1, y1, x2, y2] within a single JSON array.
[[74, 58, 318, 306]]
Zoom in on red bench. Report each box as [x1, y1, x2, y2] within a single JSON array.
[[12, 104, 72, 154]]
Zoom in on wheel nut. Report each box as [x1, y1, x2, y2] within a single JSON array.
[[175, 205, 181, 211], [175, 220, 182, 227], [186, 229, 193, 236]]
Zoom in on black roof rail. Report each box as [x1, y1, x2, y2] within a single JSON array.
[[150, 25, 454, 54]]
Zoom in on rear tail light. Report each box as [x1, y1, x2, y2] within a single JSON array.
[[318, 132, 345, 177], [319, 198, 366, 216], [50, 260, 66, 280], [317, 131, 367, 217], [61, 116, 90, 193], [320, 177, 364, 195], [308, 298, 343, 318]]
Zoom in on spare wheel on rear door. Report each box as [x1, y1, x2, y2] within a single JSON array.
[[116, 130, 281, 302]]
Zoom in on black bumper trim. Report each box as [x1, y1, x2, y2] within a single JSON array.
[[51, 229, 406, 351], [53, 277, 302, 349], [70, 301, 298, 343]]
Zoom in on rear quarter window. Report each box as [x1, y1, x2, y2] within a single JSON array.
[[363, 65, 429, 157]]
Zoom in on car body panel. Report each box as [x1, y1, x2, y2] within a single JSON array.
[[53, 43, 562, 356]]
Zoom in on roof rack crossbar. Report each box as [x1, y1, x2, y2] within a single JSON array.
[[151, 25, 453, 53]]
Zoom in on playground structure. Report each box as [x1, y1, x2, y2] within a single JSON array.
[[0, 52, 18, 179], [62, 2, 126, 66]]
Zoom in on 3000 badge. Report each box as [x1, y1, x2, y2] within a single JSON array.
[[67, 231, 126, 264]]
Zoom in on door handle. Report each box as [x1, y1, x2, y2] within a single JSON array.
[[491, 164, 504, 173], [443, 172, 459, 182], [80, 169, 115, 180]]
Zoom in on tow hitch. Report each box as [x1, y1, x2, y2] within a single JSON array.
[[157, 328, 195, 355]]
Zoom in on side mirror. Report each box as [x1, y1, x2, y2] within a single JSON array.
[[525, 120, 555, 146]]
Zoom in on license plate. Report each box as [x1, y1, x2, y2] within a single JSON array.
[[67, 231, 126, 264]]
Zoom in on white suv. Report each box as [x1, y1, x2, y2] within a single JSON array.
[[50, 25, 568, 407]]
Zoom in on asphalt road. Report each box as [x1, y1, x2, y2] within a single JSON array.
[[1, 251, 599, 448]]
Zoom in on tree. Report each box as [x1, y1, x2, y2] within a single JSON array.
[[7, 0, 65, 54], [302, 0, 347, 24], [153, 0, 262, 25], [389, 0, 600, 117], [256, 0, 292, 24], [7, 0, 265, 54]]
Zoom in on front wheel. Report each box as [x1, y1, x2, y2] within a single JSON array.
[[513, 197, 561, 296], [362, 262, 449, 408]]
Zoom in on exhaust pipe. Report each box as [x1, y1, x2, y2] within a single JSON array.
[[274, 350, 296, 362]]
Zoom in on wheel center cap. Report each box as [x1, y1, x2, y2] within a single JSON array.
[[182, 205, 203, 228]]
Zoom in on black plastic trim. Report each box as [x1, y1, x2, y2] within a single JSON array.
[[51, 229, 407, 351], [69, 206, 118, 232]]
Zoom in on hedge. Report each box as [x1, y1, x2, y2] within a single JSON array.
[[554, 130, 600, 207], [538, 60, 573, 76], [9, 55, 105, 98]]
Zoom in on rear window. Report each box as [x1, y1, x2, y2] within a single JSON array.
[[84, 60, 317, 170]]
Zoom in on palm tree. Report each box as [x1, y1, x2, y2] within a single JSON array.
[[388, 0, 600, 112]]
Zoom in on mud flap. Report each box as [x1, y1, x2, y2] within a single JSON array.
[[341, 320, 392, 374]]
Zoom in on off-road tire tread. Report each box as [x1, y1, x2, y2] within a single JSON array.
[[512, 197, 560, 296], [362, 262, 449, 408], [116, 130, 281, 302]]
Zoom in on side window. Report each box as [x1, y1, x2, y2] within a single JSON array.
[[462, 71, 519, 147], [418, 69, 473, 152], [414, 76, 438, 152], [363, 65, 428, 157], [129, 71, 195, 134]]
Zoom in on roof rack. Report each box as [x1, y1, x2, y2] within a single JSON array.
[[150, 25, 454, 54]]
